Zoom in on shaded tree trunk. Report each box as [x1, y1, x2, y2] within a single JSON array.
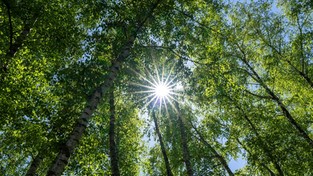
[[190, 122, 234, 176], [175, 103, 193, 176], [46, 45, 124, 176], [151, 110, 173, 176], [25, 152, 44, 176], [46, 1, 162, 175], [109, 86, 120, 176]]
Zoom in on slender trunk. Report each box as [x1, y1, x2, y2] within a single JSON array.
[[25, 152, 44, 176], [46, 46, 123, 176], [238, 108, 284, 175], [109, 87, 120, 176], [226, 96, 284, 175], [46, 1, 162, 175], [152, 110, 173, 176], [190, 123, 234, 176], [175, 103, 193, 176], [248, 60, 313, 148], [237, 49, 313, 148], [236, 139, 276, 176], [3, 0, 13, 49]]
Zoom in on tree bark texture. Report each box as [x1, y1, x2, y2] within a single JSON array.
[[152, 110, 173, 176], [109, 87, 120, 176], [175, 103, 193, 176], [25, 152, 44, 176], [46, 1, 162, 175]]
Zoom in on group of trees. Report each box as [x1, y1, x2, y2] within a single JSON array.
[[0, 0, 312, 175]]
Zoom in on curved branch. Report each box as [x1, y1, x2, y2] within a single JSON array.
[[244, 89, 272, 100]]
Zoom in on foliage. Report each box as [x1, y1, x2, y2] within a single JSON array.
[[0, 0, 312, 175]]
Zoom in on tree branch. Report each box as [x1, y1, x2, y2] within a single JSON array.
[[2, 0, 13, 50], [244, 89, 272, 100], [189, 120, 234, 176], [139, 45, 212, 67]]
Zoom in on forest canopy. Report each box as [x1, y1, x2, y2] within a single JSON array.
[[0, 0, 313, 175]]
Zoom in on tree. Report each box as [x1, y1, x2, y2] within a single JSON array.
[[151, 110, 173, 176], [46, 1, 163, 175], [108, 85, 120, 176]]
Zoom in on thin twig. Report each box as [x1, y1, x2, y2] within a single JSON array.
[[244, 89, 272, 100]]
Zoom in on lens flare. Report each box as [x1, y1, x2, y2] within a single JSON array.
[[154, 83, 170, 98], [130, 63, 183, 112]]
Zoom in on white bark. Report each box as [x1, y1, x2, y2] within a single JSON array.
[[46, 1, 162, 175]]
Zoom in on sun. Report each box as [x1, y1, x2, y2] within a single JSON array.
[[154, 82, 170, 98], [130, 63, 182, 111]]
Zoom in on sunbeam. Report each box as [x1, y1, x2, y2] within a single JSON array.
[[130, 63, 182, 111]]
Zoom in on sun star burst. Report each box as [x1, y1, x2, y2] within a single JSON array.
[[154, 82, 170, 98], [130, 63, 183, 111]]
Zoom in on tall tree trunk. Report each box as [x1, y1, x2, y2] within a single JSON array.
[[190, 122, 234, 176], [175, 102, 193, 176], [236, 138, 276, 176], [46, 43, 125, 176], [109, 86, 120, 176], [46, 1, 162, 175], [151, 110, 173, 176], [237, 46, 313, 148], [25, 152, 44, 176]]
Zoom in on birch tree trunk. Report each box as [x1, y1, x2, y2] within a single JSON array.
[[46, 1, 162, 175], [175, 103, 193, 176], [25, 152, 44, 176], [109, 86, 120, 176], [152, 110, 173, 176]]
